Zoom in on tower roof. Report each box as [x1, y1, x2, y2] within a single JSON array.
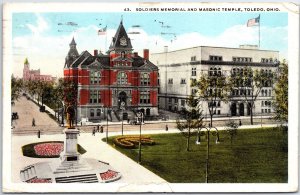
[[24, 58, 29, 64], [109, 20, 132, 50], [70, 37, 76, 45]]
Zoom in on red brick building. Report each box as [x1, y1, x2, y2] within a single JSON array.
[[23, 58, 56, 82], [64, 21, 159, 122]]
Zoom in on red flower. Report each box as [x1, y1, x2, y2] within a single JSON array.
[[100, 170, 118, 181], [26, 177, 52, 183], [34, 143, 64, 157]]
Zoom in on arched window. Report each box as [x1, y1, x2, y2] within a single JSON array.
[[121, 51, 125, 58], [261, 89, 264, 96], [117, 72, 127, 85], [209, 68, 213, 76], [140, 73, 150, 85], [96, 109, 101, 117], [269, 89, 271, 96], [232, 68, 236, 76], [218, 68, 221, 76]]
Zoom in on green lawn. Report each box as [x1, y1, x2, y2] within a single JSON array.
[[106, 127, 288, 183]]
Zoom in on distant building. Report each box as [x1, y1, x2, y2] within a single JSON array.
[[150, 45, 279, 117], [23, 58, 56, 82], [64, 20, 159, 122]]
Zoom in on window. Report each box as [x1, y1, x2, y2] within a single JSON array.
[[191, 89, 197, 95], [90, 90, 101, 104], [269, 89, 272, 96], [217, 110, 221, 115], [181, 99, 185, 106], [233, 57, 252, 62], [174, 98, 178, 103], [210, 55, 223, 61], [96, 109, 101, 117], [180, 78, 186, 84], [261, 109, 264, 113], [90, 71, 101, 84], [117, 72, 127, 85], [140, 91, 150, 104], [168, 98, 172, 103], [191, 56, 196, 61], [168, 78, 173, 84], [261, 101, 264, 106], [90, 109, 95, 117], [268, 109, 271, 113], [261, 58, 273, 63], [191, 68, 196, 76], [140, 73, 150, 85]]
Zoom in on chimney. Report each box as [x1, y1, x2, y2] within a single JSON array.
[[94, 49, 98, 56], [133, 52, 138, 57], [143, 49, 149, 60]]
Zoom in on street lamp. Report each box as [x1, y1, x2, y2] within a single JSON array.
[[197, 126, 220, 183], [106, 108, 109, 143], [119, 101, 125, 136], [137, 111, 143, 164]]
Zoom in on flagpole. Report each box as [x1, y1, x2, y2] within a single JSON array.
[[258, 15, 260, 48]]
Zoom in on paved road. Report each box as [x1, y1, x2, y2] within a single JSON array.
[[11, 96, 63, 135]]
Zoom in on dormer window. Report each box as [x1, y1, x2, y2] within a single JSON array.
[[121, 51, 125, 58]]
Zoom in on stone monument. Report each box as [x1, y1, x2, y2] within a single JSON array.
[[19, 105, 121, 183]]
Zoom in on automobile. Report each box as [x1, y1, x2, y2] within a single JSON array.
[[12, 112, 19, 120]]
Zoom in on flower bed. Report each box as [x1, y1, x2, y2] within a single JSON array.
[[113, 136, 155, 149], [34, 143, 63, 157], [100, 170, 118, 181], [26, 177, 52, 183], [22, 141, 86, 158]]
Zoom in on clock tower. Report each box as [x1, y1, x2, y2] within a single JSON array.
[[108, 20, 133, 67]]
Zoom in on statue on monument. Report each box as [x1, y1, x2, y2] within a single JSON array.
[[66, 104, 75, 128]]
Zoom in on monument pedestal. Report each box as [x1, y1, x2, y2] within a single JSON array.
[[59, 128, 81, 162]]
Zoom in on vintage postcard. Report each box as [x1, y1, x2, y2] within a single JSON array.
[[2, 2, 299, 193]]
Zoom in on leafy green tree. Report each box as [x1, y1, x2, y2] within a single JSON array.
[[176, 95, 204, 151], [192, 69, 230, 127], [229, 67, 274, 125], [11, 75, 23, 105], [273, 61, 288, 123]]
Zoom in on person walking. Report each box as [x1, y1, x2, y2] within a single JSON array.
[[165, 124, 168, 131], [97, 125, 100, 132], [92, 127, 96, 136], [32, 118, 36, 127], [37, 130, 40, 138]]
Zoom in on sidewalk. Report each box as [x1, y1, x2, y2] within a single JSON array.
[[11, 130, 173, 192]]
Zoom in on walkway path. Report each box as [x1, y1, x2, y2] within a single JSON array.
[[12, 96, 63, 135]]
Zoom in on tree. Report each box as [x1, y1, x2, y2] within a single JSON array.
[[229, 67, 274, 125], [225, 120, 239, 145], [11, 75, 23, 105], [273, 61, 288, 123], [192, 69, 230, 127], [176, 95, 204, 151]]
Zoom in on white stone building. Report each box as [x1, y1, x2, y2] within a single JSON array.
[[150, 45, 279, 117]]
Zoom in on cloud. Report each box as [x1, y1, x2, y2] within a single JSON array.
[[26, 14, 49, 35], [12, 23, 287, 78]]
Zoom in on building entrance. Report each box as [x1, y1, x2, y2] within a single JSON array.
[[118, 91, 127, 109]]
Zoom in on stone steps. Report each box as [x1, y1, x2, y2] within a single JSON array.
[[55, 174, 98, 183], [20, 165, 37, 182], [53, 161, 91, 174]]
